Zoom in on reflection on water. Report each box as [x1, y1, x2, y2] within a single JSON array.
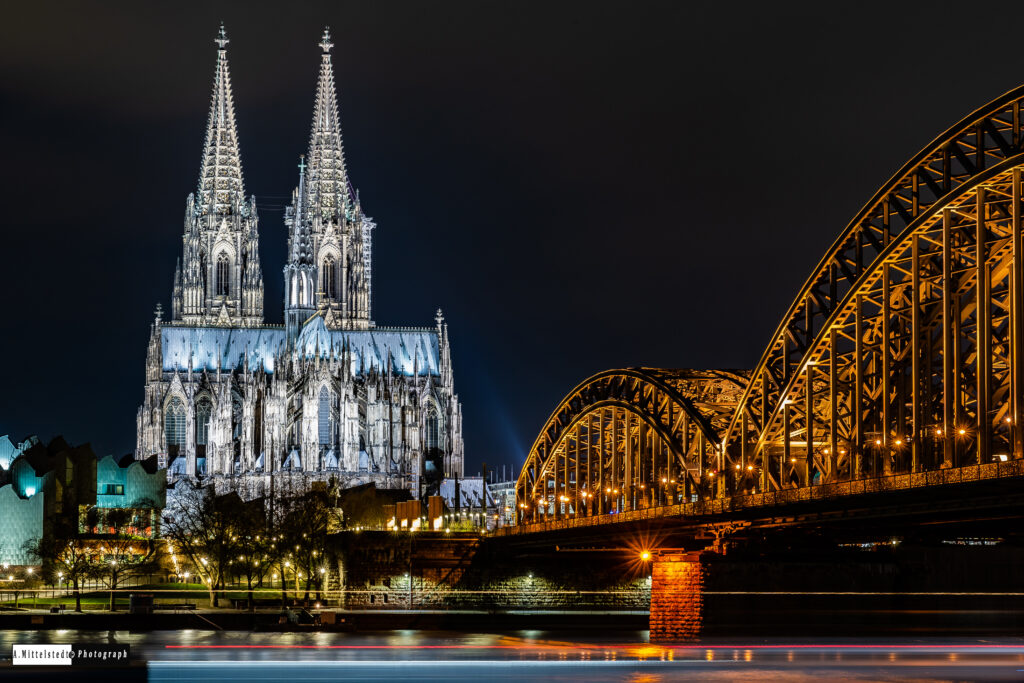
[[4, 626, 1024, 679], [3, 627, 1024, 680]]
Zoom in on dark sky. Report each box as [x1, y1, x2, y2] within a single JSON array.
[[3, 1, 1024, 475]]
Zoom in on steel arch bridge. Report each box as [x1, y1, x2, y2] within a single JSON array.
[[516, 83, 1024, 524], [515, 369, 747, 520]]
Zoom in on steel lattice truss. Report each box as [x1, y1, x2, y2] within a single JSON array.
[[516, 84, 1024, 522], [515, 369, 747, 521]]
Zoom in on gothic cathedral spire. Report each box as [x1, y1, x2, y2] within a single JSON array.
[[198, 24, 246, 216], [285, 27, 374, 332], [307, 27, 352, 222], [174, 24, 265, 327]]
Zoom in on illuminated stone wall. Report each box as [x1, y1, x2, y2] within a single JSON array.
[[649, 552, 705, 642], [332, 532, 651, 609]]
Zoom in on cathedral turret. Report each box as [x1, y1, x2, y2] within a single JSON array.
[[171, 258, 182, 320], [176, 24, 264, 327], [284, 156, 316, 342]]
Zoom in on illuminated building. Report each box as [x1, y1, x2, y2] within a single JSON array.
[[0, 436, 165, 566], [134, 27, 464, 499]]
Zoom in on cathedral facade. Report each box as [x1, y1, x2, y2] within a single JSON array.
[[135, 27, 464, 497]]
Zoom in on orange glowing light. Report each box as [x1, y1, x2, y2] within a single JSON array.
[[640, 551, 651, 561]]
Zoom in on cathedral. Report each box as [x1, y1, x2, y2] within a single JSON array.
[[135, 26, 464, 498]]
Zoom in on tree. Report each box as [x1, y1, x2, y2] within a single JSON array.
[[25, 536, 91, 612], [226, 496, 272, 612], [161, 483, 237, 608], [275, 483, 343, 605], [85, 507, 159, 611]]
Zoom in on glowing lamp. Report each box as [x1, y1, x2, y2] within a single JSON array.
[[640, 551, 651, 561], [24, 486, 35, 497]]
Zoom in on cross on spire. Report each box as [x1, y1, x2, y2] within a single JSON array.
[[319, 27, 333, 53], [298, 154, 307, 175], [215, 23, 229, 50]]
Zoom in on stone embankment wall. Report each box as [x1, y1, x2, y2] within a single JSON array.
[[333, 531, 650, 609]]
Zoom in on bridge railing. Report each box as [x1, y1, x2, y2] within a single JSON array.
[[498, 459, 1024, 536]]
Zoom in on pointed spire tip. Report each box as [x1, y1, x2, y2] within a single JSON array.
[[320, 27, 334, 53], [216, 23, 229, 50]]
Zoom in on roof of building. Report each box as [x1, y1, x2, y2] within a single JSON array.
[[161, 319, 440, 376]]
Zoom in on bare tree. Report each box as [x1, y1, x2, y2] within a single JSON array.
[[275, 480, 343, 604], [85, 507, 159, 611], [26, 536, 91, 612], [161, 484, 236, 607], [227, 494, 272, 611]]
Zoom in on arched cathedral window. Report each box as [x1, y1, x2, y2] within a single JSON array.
[[195, 397, 212, 447], [216, 253, 230, 297], [199, 251, 208, 296], [165, 398, 186, 455], [322, 256, 337, 300], [425, 406, 441, 452], [231, 393, 244, 440], [318, 386, 333, 446]]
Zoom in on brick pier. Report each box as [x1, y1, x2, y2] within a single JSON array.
[[649, 551, 705, 641]]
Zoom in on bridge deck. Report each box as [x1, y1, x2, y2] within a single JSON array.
[[498, 459, 1024, 538]]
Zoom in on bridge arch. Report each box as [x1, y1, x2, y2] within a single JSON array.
[[515, 368, 747, 522], [718, 84, 1024, 492]]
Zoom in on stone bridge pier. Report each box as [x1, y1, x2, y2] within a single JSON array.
[[649, 551, 706, 642]]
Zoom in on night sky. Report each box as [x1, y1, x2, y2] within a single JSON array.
[[3, 1, 1024, 476]]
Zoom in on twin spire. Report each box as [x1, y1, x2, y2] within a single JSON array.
[[196, 24, 352, 221], [197, 24, 245, 216], [306, 27, 353, 223], [182, 24, 368, 330]]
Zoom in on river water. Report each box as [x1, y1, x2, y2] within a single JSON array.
[[4, 625, 1024, 681]]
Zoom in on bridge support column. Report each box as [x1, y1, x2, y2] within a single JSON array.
[[649, 551, 706, 642]]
